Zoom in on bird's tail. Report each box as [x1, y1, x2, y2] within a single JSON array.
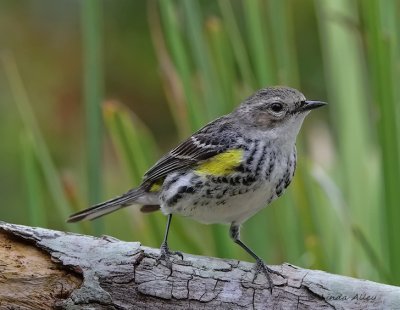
[[67, 187, 148, 223]]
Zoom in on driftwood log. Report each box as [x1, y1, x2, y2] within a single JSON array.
[[0, 222, 399, 309]]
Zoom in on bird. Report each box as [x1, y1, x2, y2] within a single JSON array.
[[67, 86, 327, 292]]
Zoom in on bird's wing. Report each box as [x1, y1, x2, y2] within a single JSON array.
[[142, 118, 240, 183]]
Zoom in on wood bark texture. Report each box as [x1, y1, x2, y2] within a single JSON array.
[[0, 221, 399, 309]]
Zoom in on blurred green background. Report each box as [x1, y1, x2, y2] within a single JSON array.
[[1, 0, 399, 286]]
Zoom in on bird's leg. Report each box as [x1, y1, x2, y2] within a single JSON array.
[[157, 214, 183, 268], [229, 223, 282, 293]]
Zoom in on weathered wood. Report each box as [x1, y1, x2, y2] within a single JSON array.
[[0, 222, 398, 309]]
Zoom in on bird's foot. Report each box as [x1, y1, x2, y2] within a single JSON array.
[[253, 259, 283, 294], [157, 242, 184, 269]]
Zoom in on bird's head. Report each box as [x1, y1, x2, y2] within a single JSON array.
[[235, 86, 327, 145]]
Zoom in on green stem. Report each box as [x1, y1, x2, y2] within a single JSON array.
[[82, 0, 104, 234]]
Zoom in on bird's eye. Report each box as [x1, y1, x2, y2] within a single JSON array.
[[270, 102, 283, 113]]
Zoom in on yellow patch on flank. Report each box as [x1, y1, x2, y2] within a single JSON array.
[[149, 180, 162, 192], [195, 149, 244, 176]]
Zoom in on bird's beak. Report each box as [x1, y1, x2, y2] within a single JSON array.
[[298, 100, 327, 113]]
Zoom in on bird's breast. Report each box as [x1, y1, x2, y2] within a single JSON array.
[[159, 142, 297, 224]]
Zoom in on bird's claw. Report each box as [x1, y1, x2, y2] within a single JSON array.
[[157, 242, 184, 269], [253, 259, 283, 293]]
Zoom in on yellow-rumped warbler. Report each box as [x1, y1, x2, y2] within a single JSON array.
[[68, 86, 326, 291]]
